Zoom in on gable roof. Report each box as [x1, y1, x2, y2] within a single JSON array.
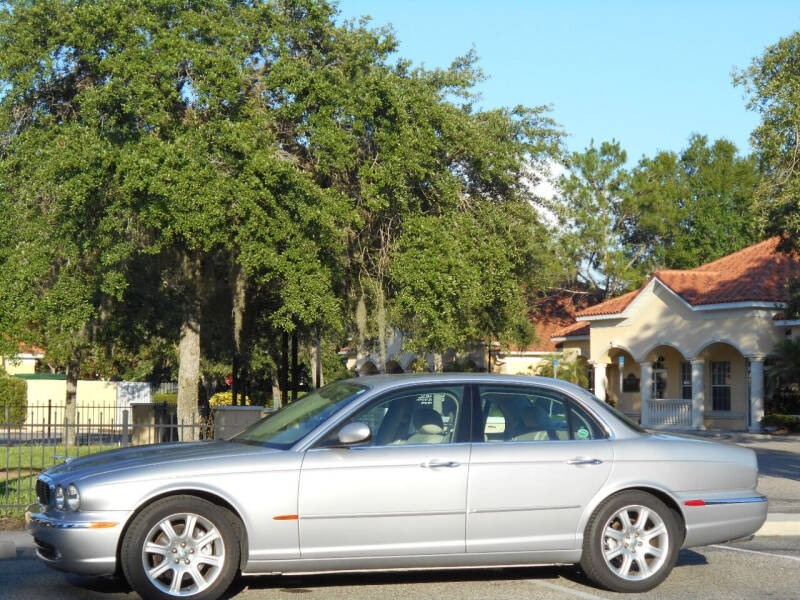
[[551, 320, 590, 339], [576, 237, 797, 319]]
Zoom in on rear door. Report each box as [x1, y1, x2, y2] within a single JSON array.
[[467, 384, 613, 553]]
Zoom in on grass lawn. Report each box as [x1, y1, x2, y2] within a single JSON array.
[[1, 443, 117, 516]]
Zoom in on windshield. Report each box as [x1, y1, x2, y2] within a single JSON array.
[[232, 381, 369, 449]]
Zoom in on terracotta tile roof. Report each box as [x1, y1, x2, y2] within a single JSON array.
[[576, 237, 798, 318], [551, 321, 590, 338], [508, 293, 594, 352], [575, 288, 641, 317]]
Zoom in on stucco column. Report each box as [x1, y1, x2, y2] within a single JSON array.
[[691, 359, 705, 430], [748, 357, 766, 433], [592, 363, 608, 402], [640, 361, 653, 427]]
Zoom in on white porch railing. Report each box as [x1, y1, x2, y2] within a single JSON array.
[[646, 399, 692, 429]]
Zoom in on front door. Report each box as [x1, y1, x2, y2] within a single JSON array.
[[467, 384, 613, 553], [299, 384, 471, 558]]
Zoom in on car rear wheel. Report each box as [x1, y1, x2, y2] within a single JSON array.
[[580, 490, 680, 593], [121, 495, 240, 600]]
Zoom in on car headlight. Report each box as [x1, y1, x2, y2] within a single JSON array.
[[54, 484, 80, 511], [66, 484, 80, 512]]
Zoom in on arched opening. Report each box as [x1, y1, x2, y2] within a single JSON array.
[[607, 348, 638, 415], [358, 361, 379, 376], [384, 360, 404, 374], [695, 341, 748, 428]]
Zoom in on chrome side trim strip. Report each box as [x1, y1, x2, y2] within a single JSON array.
[[301, 510, 464, 520], [27, 513, 118, 529], [469, 505, 580, 514], [704, 496, 767, 505]]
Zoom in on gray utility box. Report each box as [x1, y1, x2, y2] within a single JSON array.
[[130, 402, 177, 445], [213, 405, 276, 440]]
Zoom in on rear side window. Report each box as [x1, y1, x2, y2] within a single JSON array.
[[477, 385, 606, 442]]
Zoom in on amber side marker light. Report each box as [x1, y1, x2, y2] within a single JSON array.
[[88, 522, 118, 529], [683, 500, 706, 507], [273, 515, 299, 521]]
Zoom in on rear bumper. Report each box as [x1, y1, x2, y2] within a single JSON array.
[[25, 504, 126, 576], [682, 495, 768, 548]]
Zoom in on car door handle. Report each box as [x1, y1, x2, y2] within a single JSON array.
[[566, 458, 603, 465], [421, 460, 461, 469]]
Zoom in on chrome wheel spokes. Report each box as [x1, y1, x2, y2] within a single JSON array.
[[601, 504, 669, 581], [142, 512, 226, 597]]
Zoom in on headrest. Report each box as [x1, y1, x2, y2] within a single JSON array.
[[521, 405, 551, 429], [413, 407, 444, 434]]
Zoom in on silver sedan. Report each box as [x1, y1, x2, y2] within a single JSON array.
[[27, 374, 767, 599]]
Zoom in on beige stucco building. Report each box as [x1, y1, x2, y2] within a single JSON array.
[[553, 238, 799, 432]]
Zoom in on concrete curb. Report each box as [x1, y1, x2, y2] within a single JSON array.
[[756, 513, 800, 536]]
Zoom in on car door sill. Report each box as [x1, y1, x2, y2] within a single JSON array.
[[242, 549, 582, 575]]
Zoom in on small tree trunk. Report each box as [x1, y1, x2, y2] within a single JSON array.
[[271, 372, 282, 409], [64, 360, 79, 448]]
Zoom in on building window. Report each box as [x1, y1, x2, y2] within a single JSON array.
[[711, 361, 731, 411], [681, 362, 692, 400]]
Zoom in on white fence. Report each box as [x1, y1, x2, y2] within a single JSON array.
[[647, 399, 692, 429]]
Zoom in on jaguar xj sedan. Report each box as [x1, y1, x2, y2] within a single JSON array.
[[27, 374, 766, 599]]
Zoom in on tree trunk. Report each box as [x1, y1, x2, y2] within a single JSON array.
[[231, 261, 246, 406], [291, 330, 298, 402], [281, 332, 289, 405], [309, 332, 323, 389], [432, 352, 444, 373], [177, 253, 202, 441], [271, 372, 282, 409], [64, 360, 79, 448]]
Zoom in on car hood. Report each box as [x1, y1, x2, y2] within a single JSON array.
[[46, 440, 280, 482]]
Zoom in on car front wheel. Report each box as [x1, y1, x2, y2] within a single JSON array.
[[580, 490, 680, 593], [121, 495, 240, 600]]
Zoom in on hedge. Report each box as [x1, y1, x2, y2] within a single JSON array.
[[761, 414, 800, 434], [0, 375, 28, 424], [153, 393, 177, 405]]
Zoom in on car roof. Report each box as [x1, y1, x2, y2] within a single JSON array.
[[341, 373, 591, 397]]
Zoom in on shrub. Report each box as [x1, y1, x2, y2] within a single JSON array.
[[208, 390, 250, 408], [761, 414, 800, 434], [0, 376, 28, 424], [153, 393, 177, 405]]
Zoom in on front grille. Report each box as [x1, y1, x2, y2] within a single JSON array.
[[36, 478, 51, 506]]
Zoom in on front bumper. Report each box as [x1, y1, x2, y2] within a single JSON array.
[[25, 504, 127, 576]]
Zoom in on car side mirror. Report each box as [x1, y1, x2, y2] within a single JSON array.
[[337, 422, 372, 446]]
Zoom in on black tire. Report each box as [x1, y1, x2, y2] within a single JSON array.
[[580, 490, 681, 593], [121, 495, 241, 600]]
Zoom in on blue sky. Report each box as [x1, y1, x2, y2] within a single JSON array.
[[337, 1, 799, 163]]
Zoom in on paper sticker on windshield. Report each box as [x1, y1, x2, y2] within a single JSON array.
[[576, 427, 590, 439]]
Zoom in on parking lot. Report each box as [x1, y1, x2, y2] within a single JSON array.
[[1, 535, 798, 600]]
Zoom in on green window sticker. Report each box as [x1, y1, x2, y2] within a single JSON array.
[[576, 427, 590, 439]]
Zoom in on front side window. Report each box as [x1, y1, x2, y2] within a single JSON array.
[[477, 385, 605, 442], [233, 381, 368, 449], [331, 385, 467, 447], [711, 361, 732, 411]]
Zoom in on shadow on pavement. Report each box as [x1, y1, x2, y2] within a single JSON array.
[[755, 449, 800, 482], [225, 565, 572, 597]]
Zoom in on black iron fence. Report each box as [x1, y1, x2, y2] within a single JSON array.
[[1, 404, 209, 515]]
